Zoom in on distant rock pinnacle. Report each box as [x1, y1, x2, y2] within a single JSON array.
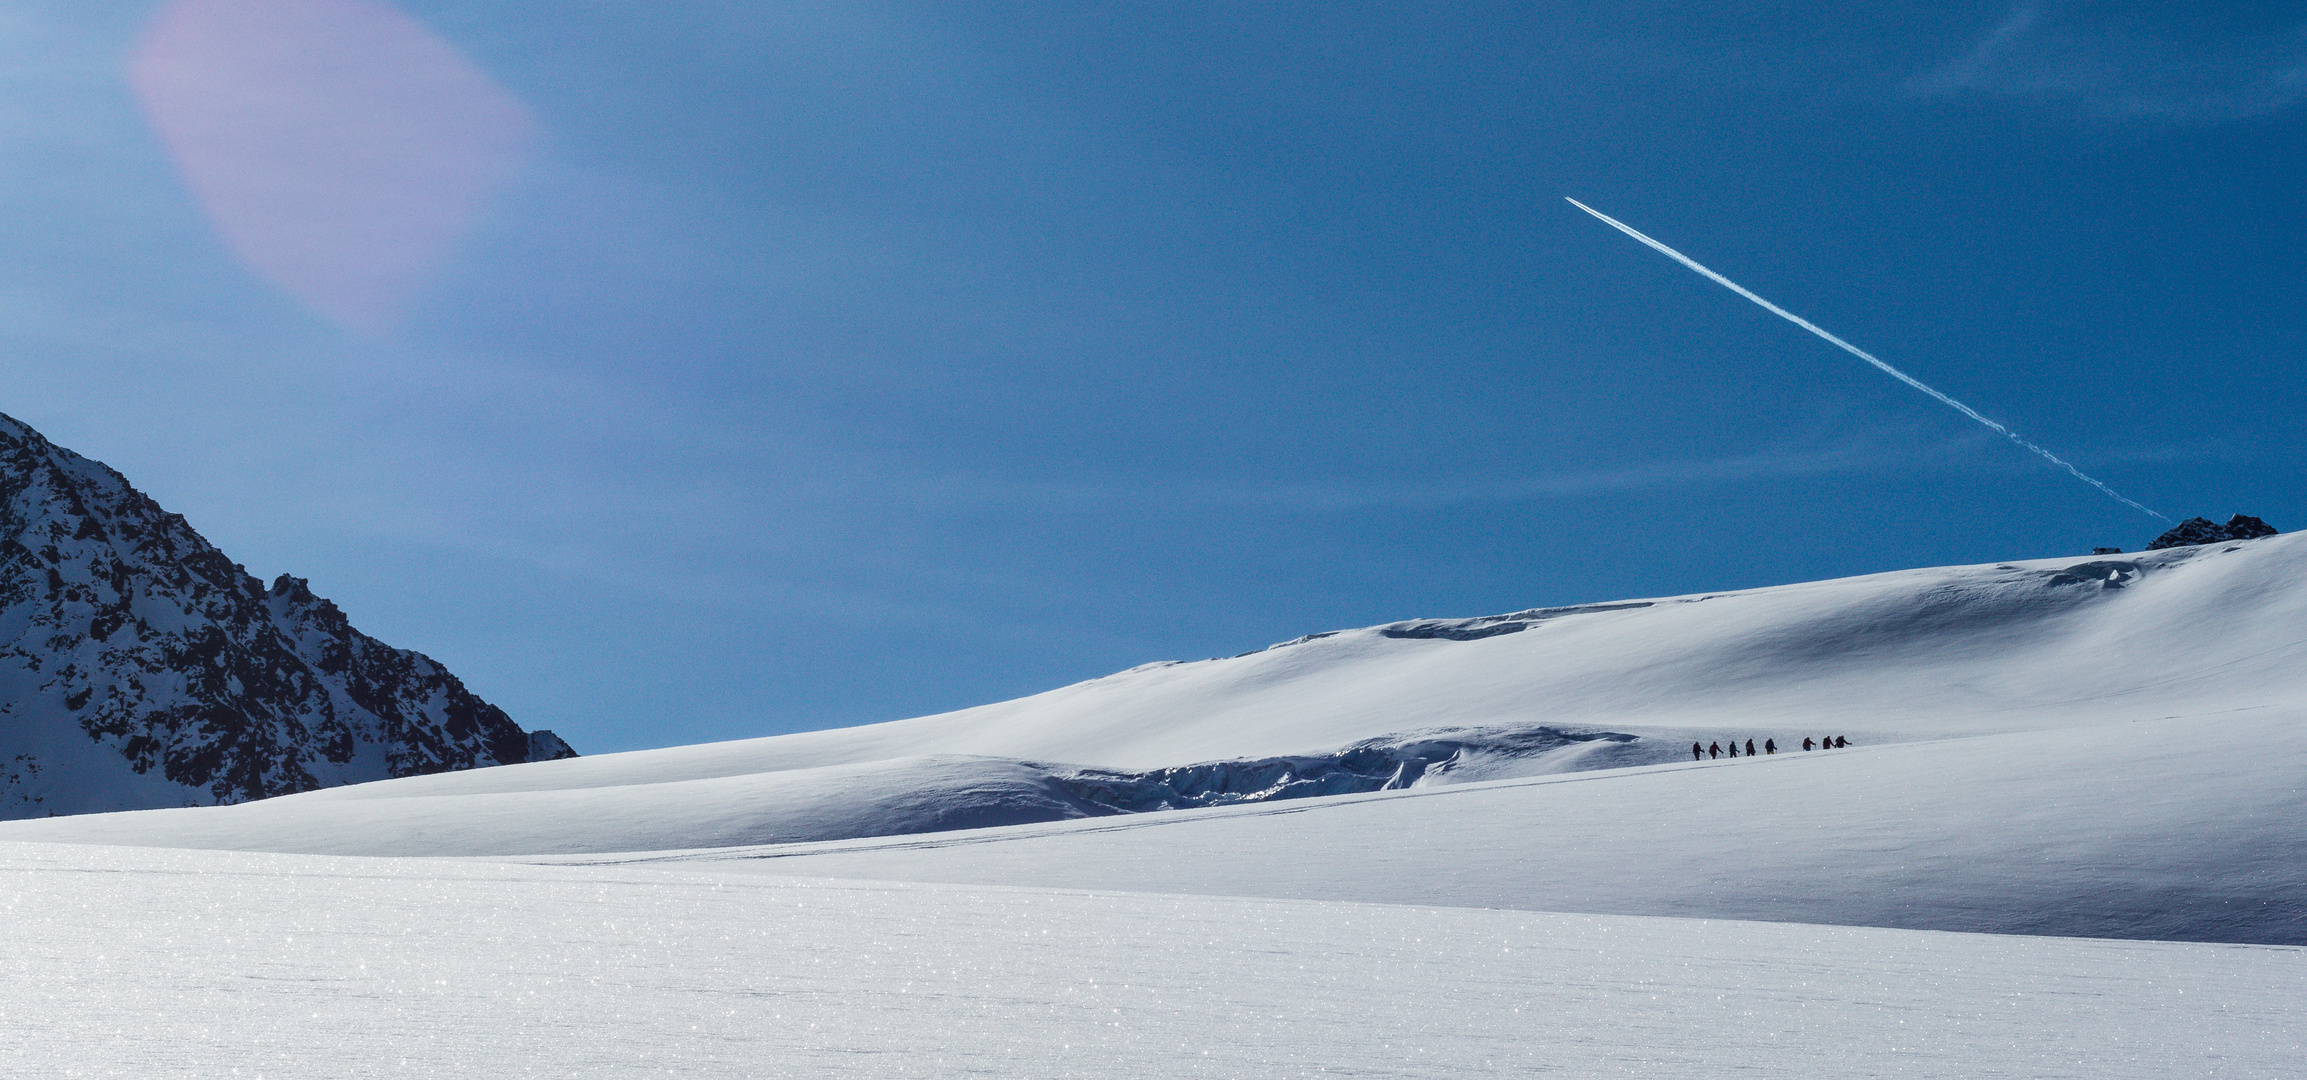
[[2144, 515, 2280, 551]]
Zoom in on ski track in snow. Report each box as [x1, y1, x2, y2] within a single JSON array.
[[1, 841, 2300, 1078]]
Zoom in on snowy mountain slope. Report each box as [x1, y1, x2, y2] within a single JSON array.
[[0, 413, 572, 817], [6, 522, 2302, 949], [4, 841, 2300, 1079], [282, 527, 2307, 788], [8, 529, 2299, 859]]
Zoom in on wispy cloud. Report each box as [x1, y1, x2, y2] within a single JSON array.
[[896, 421, 2236, 518], [1910, 4, 2307, 121], [898, 437, 1954, 515]]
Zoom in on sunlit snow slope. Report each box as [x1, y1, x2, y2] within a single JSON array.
[[6, 533, 2303, 943], [634, 707, 2307, 944]]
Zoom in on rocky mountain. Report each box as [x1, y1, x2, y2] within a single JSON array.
[[0, 413, 571, 818], [2145, 514, 2279, 550]]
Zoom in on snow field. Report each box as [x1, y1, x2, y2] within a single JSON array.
[[1, 841, 2299, 1079]]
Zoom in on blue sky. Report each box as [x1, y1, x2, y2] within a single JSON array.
[[5, 0, 2302, 753]]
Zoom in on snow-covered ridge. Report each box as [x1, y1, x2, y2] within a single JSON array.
[[0, 412, 571, 817]]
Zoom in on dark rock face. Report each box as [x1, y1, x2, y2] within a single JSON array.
[[2146, 518, 2227, 549], [526, 730, 578, 761], [0, 412, 571, 815], [2223, 515, 2279, 540], [2145, 515, 2281, 551]]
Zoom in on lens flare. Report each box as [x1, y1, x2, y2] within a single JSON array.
[[131, 0, 539, 334]]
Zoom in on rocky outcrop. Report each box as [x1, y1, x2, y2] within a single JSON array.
[[2145, 515, 2279, 551], [527, 730, 578, 762], [0, 412, 571, 817]]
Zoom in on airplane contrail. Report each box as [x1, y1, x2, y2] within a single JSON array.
[[1565, 197, 2167, 522]]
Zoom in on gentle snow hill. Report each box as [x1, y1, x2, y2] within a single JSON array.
[[4, 842, 2301, 1079], [617, 706, 2307, 944], [7, 531, 2300, 865]]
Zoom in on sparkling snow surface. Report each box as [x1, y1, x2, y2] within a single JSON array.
[[3, 841, 2299, 1078]]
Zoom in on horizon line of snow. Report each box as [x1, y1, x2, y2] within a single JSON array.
[[1564, 197, 2167, 522]]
